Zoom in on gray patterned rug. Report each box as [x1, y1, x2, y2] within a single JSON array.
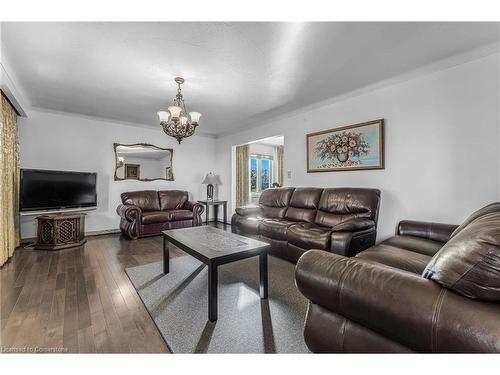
[[125, 255, 310, 353]]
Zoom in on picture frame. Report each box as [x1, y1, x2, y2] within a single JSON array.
[[124, 163, 140, 179], [306, 119, 384, 172], [114, 143, 174, 181]]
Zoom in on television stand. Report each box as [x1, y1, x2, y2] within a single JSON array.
[[34, 213, 86, 250]]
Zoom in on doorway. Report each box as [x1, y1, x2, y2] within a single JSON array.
[[232, 135, 284, 209]]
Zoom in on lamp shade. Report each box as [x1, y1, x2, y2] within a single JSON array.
[[157, 111, 170, 123], [168, 105, 182, 119], [202, 173, 222, 185], [189, 112, 202, 124]]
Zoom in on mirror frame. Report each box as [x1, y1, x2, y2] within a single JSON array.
[[113, 142, 174, 181]]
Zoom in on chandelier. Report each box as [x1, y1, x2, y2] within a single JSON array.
[[157, 77, 202, 144]]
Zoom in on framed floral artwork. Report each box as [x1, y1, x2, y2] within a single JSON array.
[[306, 119, 384, 172]]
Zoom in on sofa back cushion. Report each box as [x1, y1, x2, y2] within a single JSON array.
[[259, 187, 295, 218], [121, 190, 160, 212], [314, 188, 381, 227], [450, 202, 500, 239], [423, 205, 500, 302], [285, 188, 323, 223], [159, 190, 188, 210]]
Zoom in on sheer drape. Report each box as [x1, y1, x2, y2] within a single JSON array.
[[1, 93, 20, 267], [277, 145, 284, 186], [235, 144, 249, 207]]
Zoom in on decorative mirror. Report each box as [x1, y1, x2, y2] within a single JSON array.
[[114, 143, 174, 181]]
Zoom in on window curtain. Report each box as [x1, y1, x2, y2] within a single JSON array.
[[1, 93, 20, 267], [277, 145, 284, 186], [235, 144, 250, 208]]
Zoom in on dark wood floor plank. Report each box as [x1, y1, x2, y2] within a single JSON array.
[[0, 225, 228, 353]]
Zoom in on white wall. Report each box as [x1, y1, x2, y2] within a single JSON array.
[[215, 53, 500, 240], [19, 109, 216, 239]]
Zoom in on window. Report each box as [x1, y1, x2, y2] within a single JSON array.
[[250, 158, 257, 192], [250, 155, 273, 196], [261, 158, 270, 190]]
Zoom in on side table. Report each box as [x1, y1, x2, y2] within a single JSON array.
[[197, 200, 228, 225]]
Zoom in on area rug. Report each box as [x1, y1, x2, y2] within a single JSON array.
[[125, 254, 310, 353]]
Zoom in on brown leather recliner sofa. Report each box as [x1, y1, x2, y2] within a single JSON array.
[[116, 190, 204, 239], [232, 187, 381, 263], [295, 202, 500, 353]]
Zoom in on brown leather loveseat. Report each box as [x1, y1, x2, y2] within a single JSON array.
[[117, 190, 204, 239], [295, 202, 500, 353], [232, 187, 381, 263]]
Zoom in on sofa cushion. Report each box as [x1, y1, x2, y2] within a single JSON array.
[[168, 209, 193, 221], [159, 190, 188, 210], [381, 235, 444, 257], [356, 244, 432, 275], [423, 211, 500, 301], [315, 188, 381, 228], [285, 188, 323, 223], [121, 190, 160, 212], [287, 223, 332, 250], [259, 187, 295, 218], [141, 211, 171, 224], [259, 219, 298, 241]]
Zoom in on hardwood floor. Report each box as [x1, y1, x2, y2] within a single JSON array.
[[1, 224, 227, 353]]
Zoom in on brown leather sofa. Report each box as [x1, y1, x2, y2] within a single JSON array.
[[116, 190, 204, 239], [295, 202, 500, 353], [232, 187, 381, 263]]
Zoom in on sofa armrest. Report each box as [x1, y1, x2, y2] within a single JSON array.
[[397, 220, 458, 243], [295, 250, 443, 352], [116, 204, 142, 222], [332, 218, 375, 232], [329, 231, 352, 256], [295, 250, 500, 353], [235, 205, 263, 217], [184, 200, 205, 226], [329, 226, 376, 256]]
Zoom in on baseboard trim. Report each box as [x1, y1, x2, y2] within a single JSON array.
[[87, 228, 121, 237], [20, 224, 233, 244], [21, 228, 121, 244]]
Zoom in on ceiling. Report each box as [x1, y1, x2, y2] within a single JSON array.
[[2, 22, 499, 136]]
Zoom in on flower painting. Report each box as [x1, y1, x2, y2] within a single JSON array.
[[306, 119, 384, 172]]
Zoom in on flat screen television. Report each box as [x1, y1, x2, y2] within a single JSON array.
[[20, 169, 97, 212]]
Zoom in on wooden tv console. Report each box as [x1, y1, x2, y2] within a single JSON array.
[[34, 213, 86, 250]]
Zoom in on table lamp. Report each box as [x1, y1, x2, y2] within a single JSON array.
[[202, 173, 222, 201]]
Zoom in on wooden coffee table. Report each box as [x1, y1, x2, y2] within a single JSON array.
[[162, 226, 270, 322]]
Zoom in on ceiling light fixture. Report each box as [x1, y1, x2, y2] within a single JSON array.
[[157, 77, 201, 144]]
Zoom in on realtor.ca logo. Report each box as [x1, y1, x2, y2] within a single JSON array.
[[1, 346, 68, 353]]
